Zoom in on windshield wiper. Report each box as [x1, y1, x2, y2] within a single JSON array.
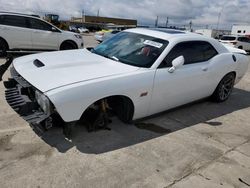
[[92, 49, 121, 62], [110, 56, 119, 62]]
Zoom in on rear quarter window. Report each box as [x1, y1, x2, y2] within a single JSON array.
[[221, 36, 236, 41], [0, 15, 28, 28], [28, 18, 52, 31], [202, 42, 218, 60], [238, 37, 250, 43], [0, 15, 4, 24]]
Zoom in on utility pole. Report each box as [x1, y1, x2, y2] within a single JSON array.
[[155, 16, 158, 27], [189, 20, 193, 31], [97, 9, 100, 17], [82, 9, 85, 26], [216, 4, 226, 38], [166, 17, 169, 28], [216, 12, 221, 31]]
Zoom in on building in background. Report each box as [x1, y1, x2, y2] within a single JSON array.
[[69, 15, 137, 31], [231, 25, 250, 36]]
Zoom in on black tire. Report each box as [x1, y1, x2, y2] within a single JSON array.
[[0, 39, 8, 57], [238, 46, 243, 49], [60, 41, 77, 50], [212, 73, 235, 102], [117, 98, 134, 124]]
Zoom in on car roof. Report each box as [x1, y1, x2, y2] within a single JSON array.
[[0, 12, 40, 19], [126, 28, 206, 41], [148, 28, 186, 34]]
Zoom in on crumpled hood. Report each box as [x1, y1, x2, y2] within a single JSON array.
[[13, 49, 139, 92]]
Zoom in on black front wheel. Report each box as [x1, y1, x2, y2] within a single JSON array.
[[212, 73, 235, 102], [60, 42, 77, 50]]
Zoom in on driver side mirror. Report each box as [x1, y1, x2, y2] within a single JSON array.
[[168, 56, 185, 73]]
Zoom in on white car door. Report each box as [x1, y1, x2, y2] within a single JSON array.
[[149, 41, 218, 115], [0, 15, 32, 49], [28, 17, 59, 50]]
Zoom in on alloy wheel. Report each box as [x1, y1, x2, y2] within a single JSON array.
[[218, 74, 235, 101]]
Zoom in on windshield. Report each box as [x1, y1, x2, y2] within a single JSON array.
[[92, 31, 169, 68]]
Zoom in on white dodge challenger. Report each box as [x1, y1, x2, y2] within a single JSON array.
[[0, 28, 249, 137]]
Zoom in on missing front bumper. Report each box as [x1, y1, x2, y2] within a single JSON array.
[[5, 79, 49, 124]]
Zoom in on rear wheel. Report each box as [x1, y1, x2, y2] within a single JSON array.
[[60, 41, 77, 50], [212, 73, 235, 102], [0, 39, 8, 57]]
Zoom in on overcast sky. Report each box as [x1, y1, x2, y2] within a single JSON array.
[[1, 0, 250, 29]]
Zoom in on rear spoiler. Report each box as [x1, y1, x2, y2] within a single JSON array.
[[0, 56, 13, 81], [222, 43, 247, 55]]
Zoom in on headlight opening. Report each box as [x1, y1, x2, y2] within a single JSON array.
[[35, 90, 51, 114]]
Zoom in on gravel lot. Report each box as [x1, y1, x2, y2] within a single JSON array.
[[0, 35, 250, 188]]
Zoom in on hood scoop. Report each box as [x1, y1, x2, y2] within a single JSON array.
[[33, 59, 45, 68], [13, 49, 140, 92]]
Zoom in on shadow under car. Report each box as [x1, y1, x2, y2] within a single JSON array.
[[35, 88, 250, 154]]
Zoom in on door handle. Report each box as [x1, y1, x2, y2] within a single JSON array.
[[202, 67, 208, 71]]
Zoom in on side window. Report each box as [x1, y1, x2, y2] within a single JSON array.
[[159, 41, 218, 68], [239, 37, 250, 43], [238, 37, 244, 42], [0, 15, 3, 24], [0, 15, 28, 28], [29, 18, 52, 31]]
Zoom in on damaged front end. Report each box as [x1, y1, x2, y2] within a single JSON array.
[[5, 67, 54, 133], [0, 57, 114, 139], [1, 57, 54, 135]]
